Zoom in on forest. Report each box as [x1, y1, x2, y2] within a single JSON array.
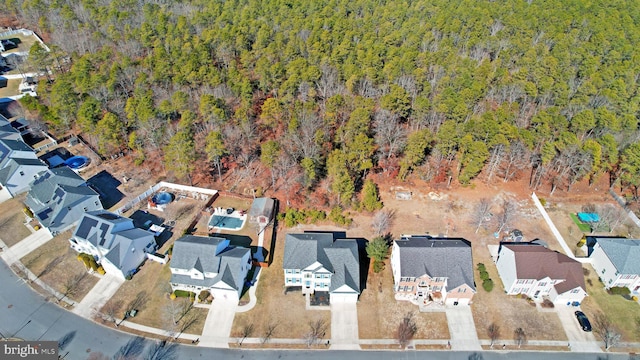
[[3, 0, 640, 208]]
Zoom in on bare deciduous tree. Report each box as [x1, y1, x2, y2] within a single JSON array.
[[396, 311, 418, 349], [487, 322, 500, 348], [102, 300, 123, 323], [593, 312, 621, 351], [597, 204, 625, 233], [371, 209, 395, 236], [303, 319, 327, 347], [501, 141, 529, 182], [62, 272, 87, 298], [470, 198, 492, 234], [514, 327, 527, 348], [239, 322, 254, 346], [495, 198, 518, 234], [261, 321, 278, 344]]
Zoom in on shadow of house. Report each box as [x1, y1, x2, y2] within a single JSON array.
[[217, 233, 253, 248], [355, 238, 370, 293], [88, 170, 124, 209], [39, 147, 72, 168], [128, 210, 172, 248]]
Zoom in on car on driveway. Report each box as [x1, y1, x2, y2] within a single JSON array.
[[575, 310, 592, 332]]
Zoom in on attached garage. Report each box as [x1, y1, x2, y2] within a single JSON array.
[[330, 291, 358, 304], [446, 296, 472, 306]]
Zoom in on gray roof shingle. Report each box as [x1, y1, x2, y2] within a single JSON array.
[[395, 236, 476, 291], [283, 232, 361, 293], [595, 237, 640, 274], [170, 235, 251, 292]]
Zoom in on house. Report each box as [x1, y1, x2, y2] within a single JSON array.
[[586, 236, 640, 293], [248, 197, 275, 227], [170, 235, 252, 302], [24, 167, 102, 235], [69, 210, 157, 279], [0, 115, 22, 140], [0, 157, 48, 197], [283, 232, 361, 304], [391, 235, 476, 306], [496, 242, 587, 304]]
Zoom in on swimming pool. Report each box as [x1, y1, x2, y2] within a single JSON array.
[[209, 215, 245, 230]]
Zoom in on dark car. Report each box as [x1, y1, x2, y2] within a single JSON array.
[[575, 311, 592, 332]]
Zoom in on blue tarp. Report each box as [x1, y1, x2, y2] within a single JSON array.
[[577, 212, 600, 223]]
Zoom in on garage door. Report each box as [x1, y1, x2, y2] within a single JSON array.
[[330, 293, 358, 303], [446, 297, 471, 306]]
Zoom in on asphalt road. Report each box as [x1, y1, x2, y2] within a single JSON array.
[[0, 259, 630, 360]]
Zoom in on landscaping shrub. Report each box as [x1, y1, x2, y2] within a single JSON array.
[[279, 208, 327, 227], [608, 286, 631, 296], [482, 279, 494, 292], [539, 198, 547, 207], [97, 266, 106, 275], [477, 263, 486, 272], [77, 253, 99, 271], [373, 259, 385, 273], [541, 299, 555, 308], [198, 290, 211, 302], [23, 206, 34, 218], [479, 270, 490, 281], [632, 296, 638, 302], [170, 293, 177, 300]]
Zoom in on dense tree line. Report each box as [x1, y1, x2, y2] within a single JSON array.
[[4, 0, 640, 206]]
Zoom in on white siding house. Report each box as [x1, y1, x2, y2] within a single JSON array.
[[587, 237, 640, 293], [170, 235, 252, 302], [496, 242, 587, 304]]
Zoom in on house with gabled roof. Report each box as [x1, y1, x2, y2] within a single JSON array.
[[496, 241, 587, 304], [24, 167, 102, 235], [391, 235, 476, 306], [70, 210, 157, 279], [283, 232, 361, 304], [586, 236, 640, 293], [0, 157, 48, 197], [0, 114, 21, 141], [170, 235, 252, 302]]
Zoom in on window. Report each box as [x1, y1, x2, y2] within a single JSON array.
[[602, 269, 606, 274], [571, 289, 580, 293], [294, 270, 301, 274], [285, 269, 292, 274], [458, 288, 466, 293], [538, 282, 546, 287], [19, 171, 24, 176]]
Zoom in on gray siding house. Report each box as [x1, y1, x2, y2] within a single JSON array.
[[283, 232, 361, 304], [70, 210, 157, 279], [25, 167, 102, 235]]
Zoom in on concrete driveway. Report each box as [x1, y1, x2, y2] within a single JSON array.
[[330, 302, 360, 349], [72, 273, 125, 318], [1, 228, 53, 265], [199, 297, 238, 348], [446, 306, 482, 350], [556, 306, 602, 352]]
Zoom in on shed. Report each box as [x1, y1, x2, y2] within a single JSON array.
[[248, 197, 275, 225]]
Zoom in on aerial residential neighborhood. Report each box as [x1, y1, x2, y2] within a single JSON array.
[[2, 1, 640, 359]]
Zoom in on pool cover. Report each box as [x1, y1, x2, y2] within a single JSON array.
[[577, 212, 600, 223]]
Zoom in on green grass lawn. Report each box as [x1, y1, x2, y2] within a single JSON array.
[[569, 213, 592, 233], [581, 268, 640, 342]]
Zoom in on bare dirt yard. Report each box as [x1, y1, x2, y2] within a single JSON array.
[[20, 230, 99, 303], [0, 194, 31, 247]]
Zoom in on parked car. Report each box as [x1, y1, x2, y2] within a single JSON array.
[[575, 311, 592, 332]]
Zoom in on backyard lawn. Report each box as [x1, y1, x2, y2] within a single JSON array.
[[20, 230, 99, 303], [569, 213, 593, 233], [0, 78, 20, 98], [0, 195, 31, 247]]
